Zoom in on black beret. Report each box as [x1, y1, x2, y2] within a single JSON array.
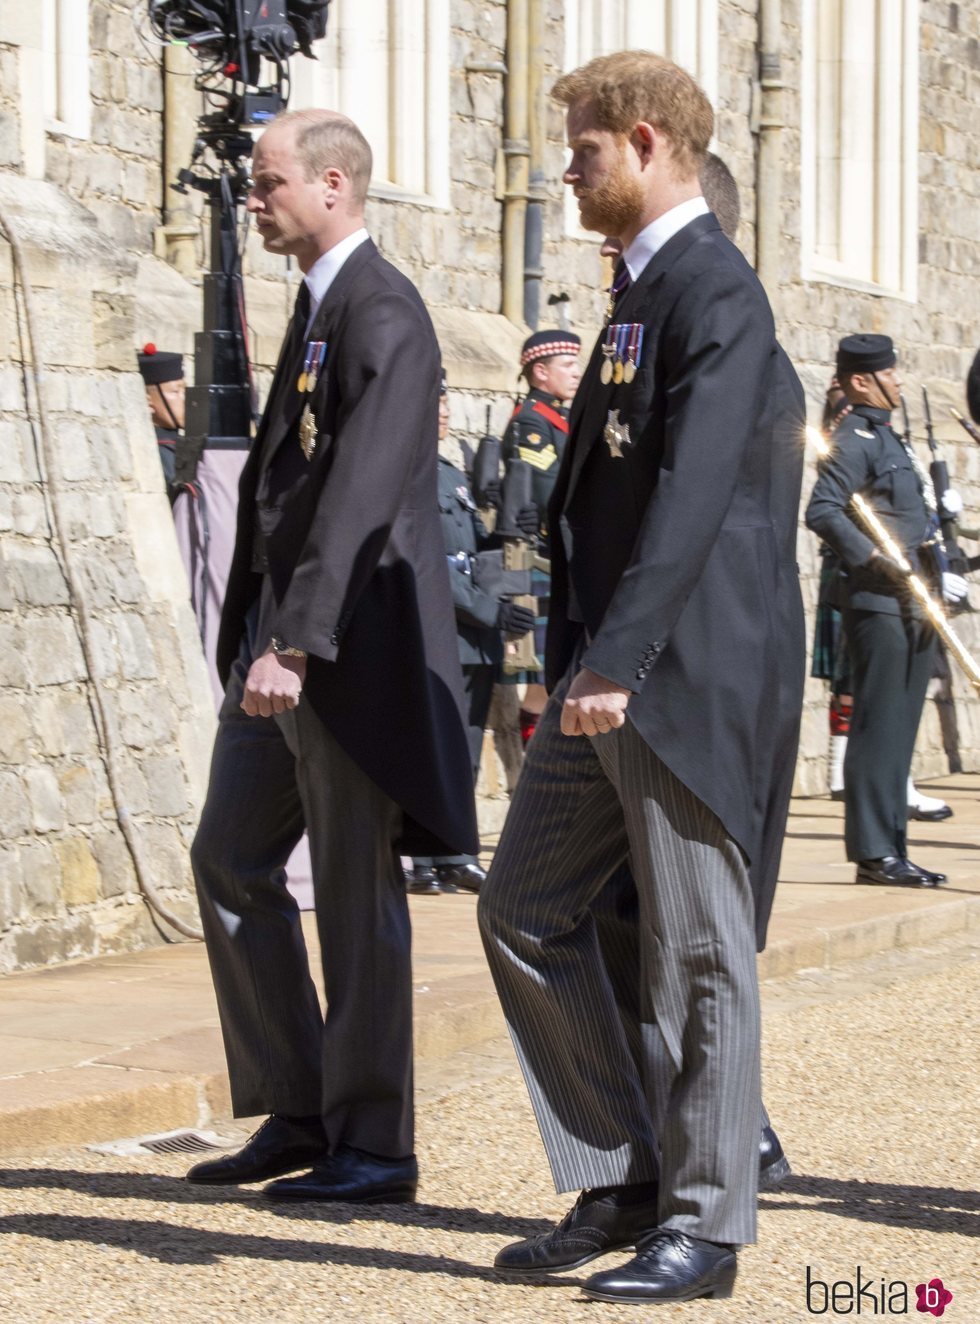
[[137, 343, 184, 386], [967, 348, 980, 425], [836, 334, 896, 377], [520, 329, 581, 368]]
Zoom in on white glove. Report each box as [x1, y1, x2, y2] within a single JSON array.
[[942, 571, 969, 604], [940, 489, 963, 519]]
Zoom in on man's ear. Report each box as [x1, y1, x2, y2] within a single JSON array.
[[322, 166, 345, 202], [630, 121, 657, 166]]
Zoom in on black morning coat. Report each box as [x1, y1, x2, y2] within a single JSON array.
[[545, 212, 806, 948], [217, 238, 479, 858]]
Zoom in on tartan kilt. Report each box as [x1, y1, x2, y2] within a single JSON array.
[[810, 602, 841, 681]]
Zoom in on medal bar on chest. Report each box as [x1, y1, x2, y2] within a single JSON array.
[[297, 340, 328, 460], [601, 322, 644, 386]]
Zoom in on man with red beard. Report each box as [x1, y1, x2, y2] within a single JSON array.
[[478, 51, 803, 1305]]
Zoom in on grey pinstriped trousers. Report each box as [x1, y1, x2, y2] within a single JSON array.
[[478, 674, 760, 1245]]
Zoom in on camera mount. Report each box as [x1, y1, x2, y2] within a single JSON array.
[[146, 0, 330, 475]]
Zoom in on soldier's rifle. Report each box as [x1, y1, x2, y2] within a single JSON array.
[[921, 387, 971, 592], [951, 407, 980, 446], [807, 426, 980, 694]]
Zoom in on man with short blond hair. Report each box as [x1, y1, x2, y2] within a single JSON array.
[[185, 109, 476, 1204], [478, 51, 804, 1304]]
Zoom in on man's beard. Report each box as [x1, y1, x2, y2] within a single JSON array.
[[576, 160, 644, 237]]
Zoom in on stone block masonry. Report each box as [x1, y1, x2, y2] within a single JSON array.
[[0, 171, 214, 974]]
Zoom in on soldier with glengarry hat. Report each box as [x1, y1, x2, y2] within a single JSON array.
[[137, 343, 185, 504], [806, 333, 965, 889], [500, 328, 582, 742]]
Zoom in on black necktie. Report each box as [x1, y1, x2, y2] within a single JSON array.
[[605, 259, 631, 321], [293, 279, 312, 333]]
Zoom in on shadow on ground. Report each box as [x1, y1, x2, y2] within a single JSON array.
[[0, 1166, 553, 1240], [759, 1173, 979, 1238]]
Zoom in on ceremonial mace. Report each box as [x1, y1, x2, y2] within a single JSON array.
[[806, 426, 980, 693]]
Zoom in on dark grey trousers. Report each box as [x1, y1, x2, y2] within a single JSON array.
[[477, 676, 761, 1245], [843, 608, 937, 861], [191, 609, 413, 1158]]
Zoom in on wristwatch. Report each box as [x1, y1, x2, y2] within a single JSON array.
[[269, 636, 307, 659]]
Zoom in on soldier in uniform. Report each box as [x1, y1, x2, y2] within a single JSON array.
[[137, 344, 185, 504], [806, 334, 966, 888], [501, 329, 581, 742], [409, 373, 536, 895]]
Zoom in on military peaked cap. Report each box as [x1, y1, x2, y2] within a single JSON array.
[[836, 334, 896, 377]]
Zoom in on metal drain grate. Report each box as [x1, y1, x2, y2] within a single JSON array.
[[139, 1130, 227, 1155], [88, 1128, 237, 1158]]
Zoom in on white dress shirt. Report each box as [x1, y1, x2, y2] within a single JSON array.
[[302, 227, 370, 333], [622, 196, 711, 283]]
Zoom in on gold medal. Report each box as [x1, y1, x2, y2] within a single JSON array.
[[600, 357, 613, 385], [297, 372, 308, 394], [613, 359, 624, 385], [623, 359, 636, 384], [299, 404, 317, 460]]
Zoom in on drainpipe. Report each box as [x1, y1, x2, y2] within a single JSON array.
[[755, 0, 784, 301], [159, 43, 200, 276], [502, 0, 530, 325], [523, 0, 545, 329]]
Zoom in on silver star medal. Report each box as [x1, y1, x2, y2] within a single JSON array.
[[604, 409, 631, 458], [299, 404, 317, 460]]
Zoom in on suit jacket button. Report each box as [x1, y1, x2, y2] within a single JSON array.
[[330, 631, 339, 646], [636, 667, 647, 679]]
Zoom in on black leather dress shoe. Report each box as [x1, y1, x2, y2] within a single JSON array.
[[908, 804, 953, 822], [406, 867, 441, 895], [493, 1186, 660, 1278], [907, 859, 947, 884], [263, 1144, 418, 1204], [185, 1115, 326, 1185], [436, 863, 486, 893], [584, 1229, 737, 1303], [758, 1125, 791, 1190], [855, 856, 947, 888]]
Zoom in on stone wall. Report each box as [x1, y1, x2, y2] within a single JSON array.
[[0, 174, 214, 973], [45, 2, 165, 257]]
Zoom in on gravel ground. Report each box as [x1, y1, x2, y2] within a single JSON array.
[[1, 936, 976, 1324]]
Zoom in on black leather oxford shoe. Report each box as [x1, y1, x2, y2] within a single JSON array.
[[855, 856, 947, 887], [436, 863, 486, 893], [185, 1114, 326, 1185], [263, 1144, 418, 1204], [907, 860, 947, 884], [406, 867, 441, 895], [584, 1229, 737, 1304], [493, 1185, 660, 1278], [758, 1125, 791, 1190], [908, 804, 953, 822]]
